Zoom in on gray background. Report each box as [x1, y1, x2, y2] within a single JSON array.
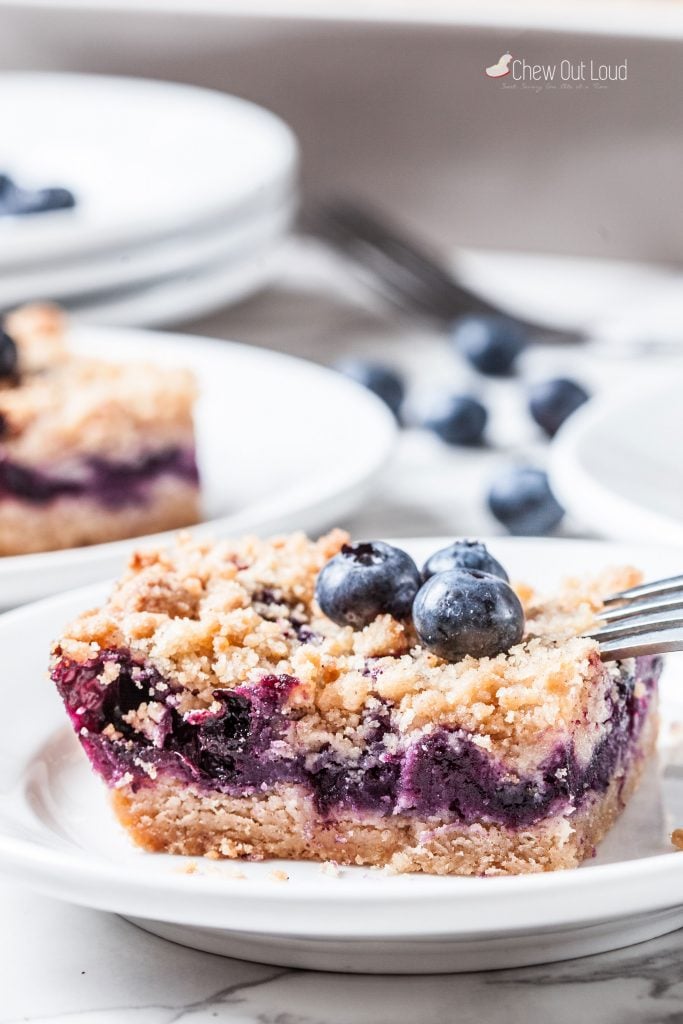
[[0, 6, 681, 264]]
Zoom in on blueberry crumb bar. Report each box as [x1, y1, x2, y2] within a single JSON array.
[[51, 531, 661, 875], [0, 305, 199, 555]]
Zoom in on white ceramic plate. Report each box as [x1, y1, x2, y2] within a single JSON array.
[[1, 537, 683, 973], [0, 73, 298, 269], [0, 188, 296, 308], [550, 371, 683, 545], [0, 325, 396, 607], [68, 232, 289, 328]]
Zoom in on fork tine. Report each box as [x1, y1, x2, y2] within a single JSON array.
[[604, 574, 683, 604], [598, 592, 683, 622], [323, 203, 487, 302], [313, 203, 489, 321], [589, 609, 683, 642], [343, 240, 463, 320], [597, 625, 683, 661]]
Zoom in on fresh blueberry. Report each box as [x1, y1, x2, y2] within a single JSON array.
[[0, 174, 16, 199], [422, 394, 487, 446], [487, 466, 564, 536], [413, 568, 525, 661], [422, 539, 509, 583], [29, 187, 76, 213], [334, 359, 405, 418], [0, 329, 18, 380], [0, 185, 36, 216], [451, 314, 527, 376], [3, 185, 76, 216], [528, 377, 590, 437], [316, 540, 421, 628], [0, 176, 22, 216]]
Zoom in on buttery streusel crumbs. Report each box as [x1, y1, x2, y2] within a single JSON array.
[[52, 531, 642, 766], [1, 305, 196, 463]]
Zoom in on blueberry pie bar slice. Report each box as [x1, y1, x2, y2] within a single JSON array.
[[51, 531, 661, 875], [0, 305, 199, 555]]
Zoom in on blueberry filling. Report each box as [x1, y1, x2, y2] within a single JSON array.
[[53, 651, 661, 826], [0, 446, 198, 506], [249, 589, 319, 644], [397, 730, 562, 825]]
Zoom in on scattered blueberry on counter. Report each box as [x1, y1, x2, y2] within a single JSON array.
[[0, 172, 76, 218], [332, 311, 590, 540], [487, 465, 565, 536], [413, 567, 525, 660], [315, 539, 421, 629], [422, 538, 509, 583], [334, 359, 405, 418], [421, 393, 487, 446], [450, 313, 527, 377], [528, 377, 590, 437]]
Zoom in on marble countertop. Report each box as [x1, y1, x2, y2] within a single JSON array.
[[7, 243, 683, 1022], [5, 879, 683, 1023]]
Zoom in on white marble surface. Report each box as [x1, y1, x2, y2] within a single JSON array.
[[5, 877, 683, 1023], [6, 242, 683, 1021]]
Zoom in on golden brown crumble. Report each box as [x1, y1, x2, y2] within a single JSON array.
[[53, 531, 642, 766], [671, 829, 683, 851], [1, 303, 196, 463], [5, 303, 68, 373]]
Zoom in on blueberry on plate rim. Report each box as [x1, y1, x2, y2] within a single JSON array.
[[0, 172, 76, 218], [528, 377, 590, 437], [315, 540, 421, 628], [334, 359, 405, 418], [422, 538, 509, 583], [413, 567, 525, 661], [487, 465, 565, 536], [422, 393, 487, 446], [450, 313, 527, 377]]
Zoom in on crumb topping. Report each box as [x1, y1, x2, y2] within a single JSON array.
[[52, 531, 643, 761], [1, 303, 196, 462]]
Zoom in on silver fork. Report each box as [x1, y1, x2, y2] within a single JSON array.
[[308, 200, 584, 344], [586, 575, 683, 660]]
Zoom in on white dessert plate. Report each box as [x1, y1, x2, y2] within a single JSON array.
[[0, 73, 298, 269], [0, 188, 296, 309], [69, 234, 286, 328], [550, 371, 683, 545], [0, 537, 682, 973], [0, 325, 396, 607]]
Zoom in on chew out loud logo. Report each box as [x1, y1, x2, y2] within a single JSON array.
[[485, 53, 628, 84]]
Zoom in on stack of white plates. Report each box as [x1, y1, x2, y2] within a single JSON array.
[[0, 73, 298, 327]]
